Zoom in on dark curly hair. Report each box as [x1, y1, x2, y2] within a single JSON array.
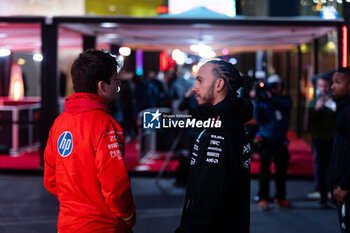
[[71, 49, 121, 93]]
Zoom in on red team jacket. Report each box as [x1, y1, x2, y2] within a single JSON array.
[[44, 93, 135, 233]]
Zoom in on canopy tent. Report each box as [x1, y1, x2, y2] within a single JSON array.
[[57, 11, 342, 55], [0, 7, 344, 55], [0, 10, 345, 160]]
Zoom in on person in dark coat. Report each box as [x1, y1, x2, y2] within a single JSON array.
[[329, 68, 350, 232], [308, 77, 336, 207], [253, 74, 293, 210], [175, 60, 253, 233]]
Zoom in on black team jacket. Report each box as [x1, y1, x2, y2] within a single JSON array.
[[329, 97, 350, 190], [176, 92, 253, 233]]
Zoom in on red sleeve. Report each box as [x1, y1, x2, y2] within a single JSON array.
[[43, 128, 57, 196], [95, 121, 135, 224]]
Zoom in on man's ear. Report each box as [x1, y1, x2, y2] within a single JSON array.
[[216, 78, 226, 93], [97, 81, 105, 95]]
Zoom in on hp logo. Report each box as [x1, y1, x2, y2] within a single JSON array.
[[57, 131, 73, 157]]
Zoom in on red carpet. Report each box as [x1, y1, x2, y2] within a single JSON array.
[[124, 140, 179, 173], [0, 134, 314, 176], [0, 150, 41, 170], [250, 137, 314, 176]]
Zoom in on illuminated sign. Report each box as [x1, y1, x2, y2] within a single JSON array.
[[342, 25, 348, 68], [169, 0, 236, 17]]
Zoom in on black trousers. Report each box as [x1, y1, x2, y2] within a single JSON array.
[[258, 139, 290, 200], [313, 138, 333, 204]]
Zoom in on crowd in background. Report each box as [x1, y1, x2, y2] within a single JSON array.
[[105, 63, 349, 217], [110, 67, 195, 143]]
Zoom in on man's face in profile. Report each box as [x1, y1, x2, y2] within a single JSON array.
[[331, 72, 350, 100], [192, 63, 217, 105]]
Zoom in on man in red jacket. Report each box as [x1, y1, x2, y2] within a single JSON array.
[[44, 49, 135, 233]]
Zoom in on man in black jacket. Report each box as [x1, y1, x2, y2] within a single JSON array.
[[329, 68, 350, 232], [175, 60, 253, 233]]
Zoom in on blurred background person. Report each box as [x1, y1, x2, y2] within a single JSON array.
[[253, 74, 293, 210], [169, 67, 195, 114], [118, 72, 135, 142], [175, 86, 200, 186], [308, 76, 336, 207], [146, 70, 169, 108]]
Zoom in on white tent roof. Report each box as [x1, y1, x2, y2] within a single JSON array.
[[0, 10, 344, 54], [58, 11, 343, 54]]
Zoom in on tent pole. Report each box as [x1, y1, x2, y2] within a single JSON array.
[[286, 51, 291, 96], [40, 19, 58, 167]]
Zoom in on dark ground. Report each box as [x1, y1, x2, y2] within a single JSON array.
[[0, 174, 339, 233]]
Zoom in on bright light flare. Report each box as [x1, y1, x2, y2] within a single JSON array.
[[308, 87, 314, 99], [101, 22, 118, 28], [17, 58, 26, 65], [192, 64, 199, 73], [172, 49, 186, 65], [33, 53, 43, 62], [199, 50, 215, 59], [0, 48, 11, 57], [119, 47, 131, 56], [9, 64, 24, 101], [222, 48, 229, 55], [229, 58, 238, 65]]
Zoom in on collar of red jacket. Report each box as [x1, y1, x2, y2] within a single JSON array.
[[64, 93, 111, 114]]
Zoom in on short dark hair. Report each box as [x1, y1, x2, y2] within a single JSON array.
[[318, 76, 331, 83], [337, 67, 350, 79], [71, 49, 121, 93]]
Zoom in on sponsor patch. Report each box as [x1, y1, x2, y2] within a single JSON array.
[[207, 146, 222, 152], [207, 151, 220, 157], [243, 158, 251, 169], [57, 131, 73, 157], [190, 158, 196, 165], [106, 130, 116, 135], [206, 158, 219, 164], [211, 135, 224, 140], [108, 143, 119, 149], [110, 135, 117, 142], [110, 150, 122, 159], [210, 140, 220, 146], [243, 143, 251, 155]]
